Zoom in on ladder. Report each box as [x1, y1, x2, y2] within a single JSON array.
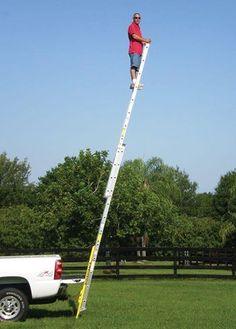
[[76, 43, 150, 318]]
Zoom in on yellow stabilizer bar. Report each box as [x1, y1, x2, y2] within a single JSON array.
[[76, 245, 95, 318]]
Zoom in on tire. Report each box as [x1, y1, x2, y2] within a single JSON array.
[[0, 288, 29, 321]]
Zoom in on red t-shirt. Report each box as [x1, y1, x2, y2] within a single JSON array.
[[128, 22, 143, 55]]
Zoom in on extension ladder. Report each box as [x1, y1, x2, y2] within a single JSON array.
[[76, 43, 150, 318]]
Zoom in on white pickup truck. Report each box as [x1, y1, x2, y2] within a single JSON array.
[[0, 255, 83, 321]]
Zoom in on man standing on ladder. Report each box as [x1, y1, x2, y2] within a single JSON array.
[[128, 12, 151, 90], [76, 15, 151, 319]]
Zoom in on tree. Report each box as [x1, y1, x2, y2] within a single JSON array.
[[214, 169, 236, 223], [193, 192, 216, 218], [157, 215, 235, 248], [126, 157, 198, 216], [108, 160, 177, 246], [34, 149, 111, 247], [0, 153, 34, 207], [0, 206, 43, 248]]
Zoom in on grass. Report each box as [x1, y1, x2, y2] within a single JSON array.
[[2, 279, 236, 329]]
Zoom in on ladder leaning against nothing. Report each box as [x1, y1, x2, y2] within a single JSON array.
[[76, 43, 150, 318]]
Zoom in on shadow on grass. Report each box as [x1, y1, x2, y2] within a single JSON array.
[[28, 308, 73, 319]]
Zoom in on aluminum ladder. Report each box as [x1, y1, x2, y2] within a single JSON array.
[[76, 43, 150, 318]]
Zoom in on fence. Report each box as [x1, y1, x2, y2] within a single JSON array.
[[1, 247, 236, 279]]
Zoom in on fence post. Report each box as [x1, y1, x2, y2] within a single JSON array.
[[232, 248, 236, 278], [115, 248, 120, 279], [173, 249, 177, 277]]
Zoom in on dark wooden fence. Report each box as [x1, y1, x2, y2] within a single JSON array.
[[1, 247, 236, 279]]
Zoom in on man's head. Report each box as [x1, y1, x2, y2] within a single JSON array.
[[133, 13, 141, 24]]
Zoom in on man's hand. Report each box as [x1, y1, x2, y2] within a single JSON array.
[[132, 34, 151, 44]]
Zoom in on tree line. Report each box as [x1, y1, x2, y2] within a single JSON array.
[[0, 150, 236, 249]]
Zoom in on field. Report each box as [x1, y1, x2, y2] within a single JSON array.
[[2, 279, 236, 329]]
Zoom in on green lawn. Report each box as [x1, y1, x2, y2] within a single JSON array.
[[2, 279, 236, 329]]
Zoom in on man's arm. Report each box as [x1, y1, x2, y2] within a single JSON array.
[[132, 33, 151, 44]]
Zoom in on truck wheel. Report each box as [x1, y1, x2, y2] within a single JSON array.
[[0, 288, 29, 321]]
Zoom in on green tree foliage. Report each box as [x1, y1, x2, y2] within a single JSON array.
[[158, 216, 236, 248], [1, 149, 236, 249], [0, 206, 43, 248], [193, 192, 216, 218], [0, 153, 34, 207], [122, 157, 198, 216], [146, 157, 197, 214], [218, 221, 236, 246], [111, 159, 235, 248], [34, 149, 111, 247], [214, 169, 236, 223], [108, 160, 177, 245]]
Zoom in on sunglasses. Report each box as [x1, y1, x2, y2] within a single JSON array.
[[134, 16, 141, 19]]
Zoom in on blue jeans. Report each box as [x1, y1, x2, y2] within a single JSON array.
[[129, 53, 141, 70]]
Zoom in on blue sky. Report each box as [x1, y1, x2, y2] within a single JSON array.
[[0, 0, 235, 192]]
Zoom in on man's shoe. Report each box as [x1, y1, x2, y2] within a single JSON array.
[[129, 83, 144, 90]]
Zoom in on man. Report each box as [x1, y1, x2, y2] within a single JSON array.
[[128, 13, 151, 89]]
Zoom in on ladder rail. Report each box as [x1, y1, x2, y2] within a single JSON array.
[[76, 43, 150, 317], [119, 44, 150, 145]]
